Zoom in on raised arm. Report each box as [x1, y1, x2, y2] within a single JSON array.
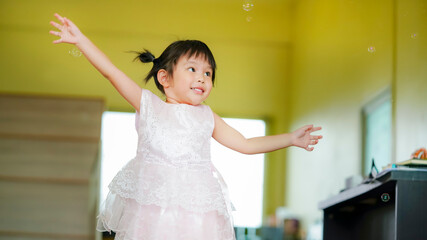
[[212, 113, 322, 154], [49, 13, 142, 112]]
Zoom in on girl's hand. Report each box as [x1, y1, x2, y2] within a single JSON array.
[[49, 13, 83, 44], [291, 125, 322, 151]]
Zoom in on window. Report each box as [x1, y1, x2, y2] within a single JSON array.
[[211, 118, 266, 228], [100, 112, 138, 204], [100, 112, 265, 228], [362, 88, 392, 176]]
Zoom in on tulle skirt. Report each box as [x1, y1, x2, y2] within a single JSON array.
[[96, 157, 236, 240], [97, 192, 235, 240]]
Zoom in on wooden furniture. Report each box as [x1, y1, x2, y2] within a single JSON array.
[[319, 168, 427, 240], [0, 93, 104, 240]]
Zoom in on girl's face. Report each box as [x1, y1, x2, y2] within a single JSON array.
[[163, 55, 213, 105]]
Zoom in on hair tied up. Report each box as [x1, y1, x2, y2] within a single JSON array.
[[131, 49, 157, 64]]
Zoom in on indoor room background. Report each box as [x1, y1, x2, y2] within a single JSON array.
[[0, 0, 426, 239]]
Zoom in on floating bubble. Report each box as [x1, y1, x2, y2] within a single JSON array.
[[410, 33, 417, 39], [69, 47, 82, 57], [367, 46, 376, 53], [243, 0, 254, 12]]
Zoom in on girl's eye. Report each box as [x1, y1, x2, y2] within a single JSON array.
[[188, 67, 195, 72], [204, 72, 211, 77]]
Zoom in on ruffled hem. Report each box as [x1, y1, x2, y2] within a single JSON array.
[[97, 193, 235, 240], [108, 158, 230, 217]]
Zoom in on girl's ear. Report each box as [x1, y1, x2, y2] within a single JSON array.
[[157, 69, 171, 88]]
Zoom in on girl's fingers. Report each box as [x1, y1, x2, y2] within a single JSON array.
[[54, 13, 65, 24], [310, 135, 323, 140], [63, 17, 69, 28], [50, 21, 63, 30], [49, 30, 61, 36], [64, 17, 78, 29], [305, 125, 314, 131], [52, 39, 63, 44], [310, 126, 322, 132]]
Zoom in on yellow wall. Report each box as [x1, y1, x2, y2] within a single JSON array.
[[2, 0, 425, 231], [395, 0, 427, 161], [0, 0, 292, 219], [287, 0, 427, 230]]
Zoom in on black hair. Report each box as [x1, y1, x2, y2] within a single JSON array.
[[133, 40, 216, 94]]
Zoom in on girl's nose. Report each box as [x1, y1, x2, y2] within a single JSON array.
[[198, 77, 205, 83]]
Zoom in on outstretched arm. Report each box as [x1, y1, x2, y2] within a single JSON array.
[[49, 13, 142, 112], [212, 113, 322, 154]]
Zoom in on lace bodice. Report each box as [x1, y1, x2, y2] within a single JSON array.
[[135, 89, 214, 169]]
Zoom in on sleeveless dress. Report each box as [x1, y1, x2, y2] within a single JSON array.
[[96, 89, 235, 240]]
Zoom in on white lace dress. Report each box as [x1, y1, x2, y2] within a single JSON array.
[[97, 89, 235, 240]]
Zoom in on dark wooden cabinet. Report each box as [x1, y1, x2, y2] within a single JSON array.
[[319, 169, 427, 240]]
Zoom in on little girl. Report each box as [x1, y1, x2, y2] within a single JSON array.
[[49, 13, 322, 240]]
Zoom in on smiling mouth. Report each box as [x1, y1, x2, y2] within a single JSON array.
[[191, 87, 205, 94]]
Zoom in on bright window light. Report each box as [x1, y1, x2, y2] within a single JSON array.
[[100, 112, 265, 228], [211, 118, 265, 228], [100, 111, 138, 204]]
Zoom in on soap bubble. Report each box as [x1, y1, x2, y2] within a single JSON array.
[[367, 46, 376, 53], [243, 0, 254, 11], [69, 47, 82, 57], [410, 33, 417, 39]]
